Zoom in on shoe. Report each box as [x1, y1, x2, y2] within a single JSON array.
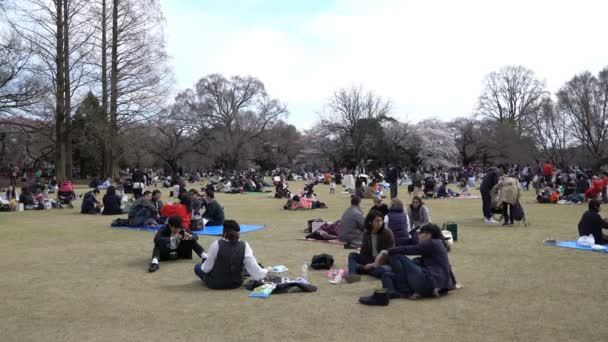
[[359, 289, 389, 306], [148, 263, 159, 272], [484, 218, 498, 224], [344, 243, 359, 249], [344, 274, 361, 283]]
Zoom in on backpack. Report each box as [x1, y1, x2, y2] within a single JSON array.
[[512, 203, 525, 221], [310, 254, 334, 270]]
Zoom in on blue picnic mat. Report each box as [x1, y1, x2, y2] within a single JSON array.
[[548, 240, 608, 253], [110, 224, 266, 236]]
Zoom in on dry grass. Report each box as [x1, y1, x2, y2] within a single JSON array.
[[1, 181, 607, 342]]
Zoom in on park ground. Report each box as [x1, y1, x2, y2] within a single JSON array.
[[1, 181, 607, 342]]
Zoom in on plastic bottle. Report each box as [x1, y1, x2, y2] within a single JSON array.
[[301, 262, 309, 283]]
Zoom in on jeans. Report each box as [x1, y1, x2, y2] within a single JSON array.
[[481, 190, 492, 219], [9, 175, 16, 186], [348, 252, 389, 277], [389, 182, 398, 199], [381, 255, 433, 296], [193, 263, 208, 282]]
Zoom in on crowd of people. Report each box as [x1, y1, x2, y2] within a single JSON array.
[[3, 161, 608, 305]]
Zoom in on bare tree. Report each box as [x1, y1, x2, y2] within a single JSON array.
[[321, 86, 392, 171], [477, 65, 547, 135], [179, 74, 287, 170], [0, 31, 45, 115], [6, 0, 95, 181], [104, 0, 170, 177], [558, 67, 608, 167], [528, 97, 571, 167], [448, 116, 489, 166]]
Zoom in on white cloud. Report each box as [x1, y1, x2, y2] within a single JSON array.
[[161, 0, 608, 129]]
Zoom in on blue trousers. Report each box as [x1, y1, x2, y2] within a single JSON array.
[[194, 263, 208, 282], [381, 254, 433, 296]]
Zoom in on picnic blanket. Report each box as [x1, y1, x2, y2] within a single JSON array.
[[111, 224, 266, 236], [298, 238, 346, 245], [546, 240, 608, 253]]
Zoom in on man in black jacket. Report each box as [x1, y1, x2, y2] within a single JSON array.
[[386, 165, 400, 199], [480, 166, 502, 224], [148, 216, 206, 272], [202, 189, 224, 227]]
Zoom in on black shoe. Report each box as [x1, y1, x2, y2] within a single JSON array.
[[344, 243, 359, 250], [148, 263, 159, 272], [359, 289, 389, 306]]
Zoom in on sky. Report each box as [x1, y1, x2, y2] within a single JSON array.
[[160, 0, 608, 129]]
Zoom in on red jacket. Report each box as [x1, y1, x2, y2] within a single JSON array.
[[160, 203, 191, 229], [543, 163, 553, 176], [585, 179, 603, 198]]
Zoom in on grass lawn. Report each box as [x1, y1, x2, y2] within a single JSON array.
[[1, 181, 606, 342]]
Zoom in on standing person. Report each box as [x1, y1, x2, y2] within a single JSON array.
[[480, 166, 501, 224], [193, 220, 267, 289], [491, 176, 520, 226], [411, 167, 424, 198], [386, 164, 399, 199], [338, 196, 365, 248], [543, 161, 554, 187], [9, 164, 17, 186], [148, 216, 207, 273], [329, 179, 336, 194]]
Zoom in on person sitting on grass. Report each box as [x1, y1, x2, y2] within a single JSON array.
[[385, 198, 411, 246], [193, 220, 268, 289], [81, 188, 102, 214], [408, 196, 431, 230], [359, 223, 458, 305], [368, 197, 389, 217], [148, 216, 207, 273], [151, 189, 164, 223], [202, 189, 224, 227], [102, 186, 123, 215], [160, 193, 192, 229], [338, 196, 365, 248], [344, 210, 395, 283], [129, 191, 157, 226], [578, 199, 608, 244], [18, 186, 35, 207]]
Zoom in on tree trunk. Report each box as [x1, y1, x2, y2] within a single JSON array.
[[55, 0, 67, 182], [101, 0, 111, 179], [63, 0, 73, 180], [109, 0, 119, 179]]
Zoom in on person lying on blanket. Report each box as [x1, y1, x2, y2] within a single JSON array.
[[344, 210, 395, 283], [148, 216, 207, 273], [193, 220, 268, 289], [578, 199, 608, 244]]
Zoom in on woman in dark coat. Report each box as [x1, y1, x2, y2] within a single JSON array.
[[102, 186, 123, 215]]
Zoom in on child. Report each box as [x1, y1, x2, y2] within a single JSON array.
[[194, 220, 268, 289], [149, 216, 206, 272], [330, 180, 336, 194]]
